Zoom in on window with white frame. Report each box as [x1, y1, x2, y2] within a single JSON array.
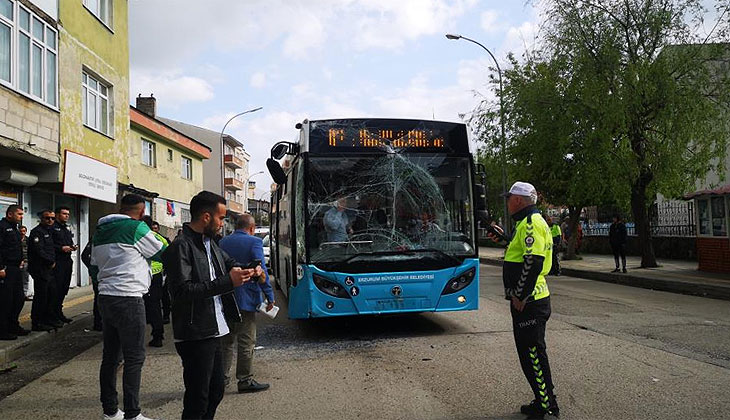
[[697, 196, 728, 237], [181, 156, 192, 180], [141, 139, 156, 167], [83, 0, 112, 28], [0, 0, 57, 107], [82, 71, 112, 135]]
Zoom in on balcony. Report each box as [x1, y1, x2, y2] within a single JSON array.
[[224, 154, 243, 169], [224, 177, 243, 190], [227, 199, 244, 214]]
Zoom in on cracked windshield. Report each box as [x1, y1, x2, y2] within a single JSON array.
[[307, 153, 475, 264]]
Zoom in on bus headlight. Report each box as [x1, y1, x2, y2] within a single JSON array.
[[441, 267, 476, 295], [313, 274, 351, 299]]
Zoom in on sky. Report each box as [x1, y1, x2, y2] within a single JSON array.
[[127, 0, 722, 198], [128, 0, 544, 197]]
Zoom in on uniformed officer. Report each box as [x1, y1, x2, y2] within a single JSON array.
[[547, 217, 561, 276], [28, 210, 61, 331], [0, 205, 30, 340], [489, 182, 559, 419], [52, 205, 77, 323]]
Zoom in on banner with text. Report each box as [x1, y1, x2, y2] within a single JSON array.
[[63, 151, 118, 203]]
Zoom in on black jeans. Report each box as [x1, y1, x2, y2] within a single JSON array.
[[92, 281, 102, 329], [99, 295, 146, 419], [511, 297, 557, 411], [143, 273, 164, 340], [161, 280, 171, 321], [175, 337, 226, 420], [611, 243, 626, 269], [30, 265, 57, 325], [53, 258, 73, 318], [0, 264, 24, 335]]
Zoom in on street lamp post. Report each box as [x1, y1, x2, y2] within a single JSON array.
[[219, 106, 263, 196], [243, 171, 263, 213], [446, 34, 510, 236]]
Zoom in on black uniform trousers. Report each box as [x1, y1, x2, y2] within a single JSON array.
[[511, 296, 557, 411], [0, 264, 24, 335], [143, 273, 164, 340], [30, 266, 58, 326], [53, 258, 73, 318]]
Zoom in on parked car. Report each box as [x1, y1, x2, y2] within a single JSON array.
[[262, 234, 271, 273]]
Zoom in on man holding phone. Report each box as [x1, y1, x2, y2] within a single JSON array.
[[219, 214, 275, 393]]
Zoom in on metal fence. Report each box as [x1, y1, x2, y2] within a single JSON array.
[[582, 201, 695, 237]]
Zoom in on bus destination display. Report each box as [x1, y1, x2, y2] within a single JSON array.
[[327, 128, 445, 148]]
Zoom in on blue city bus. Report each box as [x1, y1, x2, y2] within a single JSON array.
[[266, 118, 483, 319]]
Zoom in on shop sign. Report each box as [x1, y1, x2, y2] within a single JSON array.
[[63, 151, 118, 203]]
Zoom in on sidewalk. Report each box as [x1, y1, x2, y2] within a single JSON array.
[[0, 285, 95, 370], [479, 247, 730, 300]]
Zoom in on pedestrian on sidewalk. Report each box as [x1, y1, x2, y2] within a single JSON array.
[[487, 182, 559, 419], [219, 214, 273, 394], [547, 217, 561, 276], [29, 210, 61, 332], [163, 191, 254, 420], [81, 235, 102, 331], [90, 194, 168, 420], [0, 205, 30, 340], [609, 215, 627, 273], [51, 206, 77, 324]]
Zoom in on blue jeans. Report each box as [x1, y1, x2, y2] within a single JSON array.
[[99, 295, 146, 419]]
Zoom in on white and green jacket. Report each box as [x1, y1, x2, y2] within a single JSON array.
[[90, 214, 167, 297]]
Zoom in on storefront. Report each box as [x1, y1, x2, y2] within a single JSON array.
[[685, 184, 730, 273]]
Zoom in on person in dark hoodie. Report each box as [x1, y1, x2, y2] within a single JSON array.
[[162, 191, 256, 420]]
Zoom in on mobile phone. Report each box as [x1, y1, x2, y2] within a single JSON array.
[[246, 259, 262, 269], [486, 224, 508, 243]]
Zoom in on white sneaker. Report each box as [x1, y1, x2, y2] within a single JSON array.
[[128, 414, 158, 420], [103, 410, 124, 420]]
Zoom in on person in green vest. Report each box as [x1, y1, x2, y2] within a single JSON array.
[[142, 216, 169, 348], [547, 217, 562, 276], [488, 181, 559, 419]]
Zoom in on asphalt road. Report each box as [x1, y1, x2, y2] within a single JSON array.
[[0, 265, 728, 420]]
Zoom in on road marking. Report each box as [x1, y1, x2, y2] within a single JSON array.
[[19, 293, 94, 323]]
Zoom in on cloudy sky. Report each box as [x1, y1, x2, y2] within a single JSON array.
[[127, 0, 719, 197], [127, 0, 544, 196]]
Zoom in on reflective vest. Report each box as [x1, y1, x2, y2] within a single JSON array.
[[504, 212, 552, 301], [550, 224, 561, 238], [150, 232, 168, 275]]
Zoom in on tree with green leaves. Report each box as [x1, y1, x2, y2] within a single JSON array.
[[471, 0, 730, 266]]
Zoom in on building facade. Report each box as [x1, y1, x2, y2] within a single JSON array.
[[129, 96, 211, 238], [159, 117, 250, 233]]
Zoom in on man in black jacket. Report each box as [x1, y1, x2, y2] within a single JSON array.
[[52, 205, 77, 323], [609, 215, 628, 273], [29, 210, 60, 331], [163, 191, 255, 419], [0, 205, 30, 340]]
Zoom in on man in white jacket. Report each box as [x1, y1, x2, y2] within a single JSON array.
[[90, 194, 167, 420]]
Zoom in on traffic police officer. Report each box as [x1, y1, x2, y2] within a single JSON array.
[[52, 206, 77, 323], [489, 182, 559, 419], [547, 217, 561, 276], [29, 210, 60, 331], [0, 205, 30, 340]]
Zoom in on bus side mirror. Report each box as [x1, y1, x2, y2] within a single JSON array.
[[271, 144, 289, 160], [267, 158, 287, 185]]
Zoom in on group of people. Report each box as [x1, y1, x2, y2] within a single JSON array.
[[0, 204, 78, 341], [89, 191, 274, 420]]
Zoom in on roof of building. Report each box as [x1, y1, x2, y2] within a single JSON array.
[[684, 183, 730, 199], [130, 106, 212, 159], [158, 117, 247, 151]]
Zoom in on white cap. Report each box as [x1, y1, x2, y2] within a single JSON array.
[[503, 181, 537, 199]]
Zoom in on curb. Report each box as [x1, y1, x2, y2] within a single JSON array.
[[479, 257, 730, 301], [0, 312, 94, 369]]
